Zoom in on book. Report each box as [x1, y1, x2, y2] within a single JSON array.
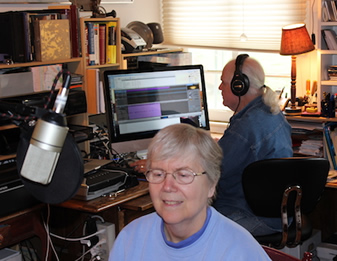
[[22, 12, 33, 62], [99, 24, 106, 65], [94, 23, 100, 65], [86, 68, 99, 113], [48, 5, 80, 57], [0, 11, 28, 63], [86, 22, 95, 65], [106, 21, 117, 64], [324, 123, 337, 170], [331, 0, 337, 21], [98, 80, 105, 113], [69, 5, 80, 57], [34, 19, 71, 61], [324, 0, 335, 21], [322, 29, 337, 50]]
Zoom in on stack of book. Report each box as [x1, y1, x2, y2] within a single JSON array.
[[328, 65, 337, 80], [85, 21, 117, 66], [0, 5, 80, 64], [323, 0, 337, 21], [70, 73, 83, 90]]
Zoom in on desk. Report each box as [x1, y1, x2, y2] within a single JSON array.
[[49, 181, 153, 259], [58, 180, 150, 212], [55, 180, 153, 233], [0, 204, 48, 260], [309, 182, 337, 242]]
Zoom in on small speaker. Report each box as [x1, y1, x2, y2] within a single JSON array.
[[147, 23, 164, 44]]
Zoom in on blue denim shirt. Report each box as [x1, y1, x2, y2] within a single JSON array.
[[213, 96, 293, 231]]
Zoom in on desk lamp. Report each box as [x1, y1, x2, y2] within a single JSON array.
[[280, 23, 315, 115]]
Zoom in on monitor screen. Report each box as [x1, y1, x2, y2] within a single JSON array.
[[103, 64, 209, 153]]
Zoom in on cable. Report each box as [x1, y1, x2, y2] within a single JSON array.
[[233, 95, 241, 115], [90, 215, 105, 223], [50, 228, 105, 242], [311, 0, 316, 44], [43, 204, 59, 261], [75, 238, 107, 261]]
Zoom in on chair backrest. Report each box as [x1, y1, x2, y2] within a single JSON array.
[[242, 157, 329, 218]]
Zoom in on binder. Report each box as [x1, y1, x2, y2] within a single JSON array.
[[106, 21, 117, 64], [324, 123, 337, 170], [86, 68, 99, 114], [0, 11, 27, 63]]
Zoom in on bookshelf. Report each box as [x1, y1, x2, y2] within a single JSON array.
[[318, 2, 337, 113], [0, 58, 82, 70], [79, 17, 122, 114]]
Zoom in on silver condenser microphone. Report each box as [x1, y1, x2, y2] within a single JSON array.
[[20, 73, 71, 184]]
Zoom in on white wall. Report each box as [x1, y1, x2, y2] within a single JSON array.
[[101, 0, 160, 27], [0, 0, 160, 28]]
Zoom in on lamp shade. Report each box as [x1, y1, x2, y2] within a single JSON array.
[[280, 23, 315, 55]]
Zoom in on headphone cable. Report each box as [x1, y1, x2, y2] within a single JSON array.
[[233, 95, 241, 115]]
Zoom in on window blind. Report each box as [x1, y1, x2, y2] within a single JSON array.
[[161, 0, 307, 51]]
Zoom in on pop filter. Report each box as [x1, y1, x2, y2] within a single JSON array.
[[16, 126, 84, 204]]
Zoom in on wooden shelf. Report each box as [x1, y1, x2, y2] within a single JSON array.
[[85, 63, 121, 69], [320, 50, 337, 55], [0, 124, 17, 131], [0, 154, 16, 161], [321, 80, 337, 86], [122, 47, 184, 58], [0, 58, 82, 69], [286, 115, 337, 123]]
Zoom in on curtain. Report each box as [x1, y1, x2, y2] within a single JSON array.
[[161, 0, 308, 51]]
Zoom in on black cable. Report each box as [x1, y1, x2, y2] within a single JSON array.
[[233, 95, 241, 115], [26, 238, 41, 261], [19, 243, 27, 261]]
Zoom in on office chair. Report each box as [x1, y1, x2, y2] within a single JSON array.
[[262, 246, 301, 261], [242, 157, 329, 249]]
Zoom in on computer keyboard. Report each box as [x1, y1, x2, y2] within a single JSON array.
[[85, 169, 127, 192]]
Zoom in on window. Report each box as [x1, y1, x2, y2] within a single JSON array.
[[187, 48, 291, 124], [161, 0, 307, 51], [160, 0, 307, 126]]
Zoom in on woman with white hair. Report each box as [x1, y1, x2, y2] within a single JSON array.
[[109, 123, 271, 261]]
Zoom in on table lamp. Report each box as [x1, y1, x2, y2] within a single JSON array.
[[280, 23, 315, 115]]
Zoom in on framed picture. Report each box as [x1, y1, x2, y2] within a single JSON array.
[[101, 0, 133, 3], [0, 0, 66, 2]]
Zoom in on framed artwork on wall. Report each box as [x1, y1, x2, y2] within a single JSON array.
[[101, 0, 133, 3]]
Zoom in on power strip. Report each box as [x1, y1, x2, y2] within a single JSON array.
[[92, 222, 116, 260]]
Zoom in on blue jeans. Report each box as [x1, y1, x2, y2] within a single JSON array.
[[224, 209, 283, 236]]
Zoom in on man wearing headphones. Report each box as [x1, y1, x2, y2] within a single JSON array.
[[213, 54, 293, 236]]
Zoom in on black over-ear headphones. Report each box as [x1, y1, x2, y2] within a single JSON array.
[[231, 54, 250, 96]]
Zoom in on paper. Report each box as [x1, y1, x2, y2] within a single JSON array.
[[31, 64, 62, 92]]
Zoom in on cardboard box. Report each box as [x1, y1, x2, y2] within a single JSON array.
[[317, 243, 337, 261], [280, 229, 322, 259], [0, 248, 22, 261], [0, 72, 34, 98], [34, 19, 71, 62]]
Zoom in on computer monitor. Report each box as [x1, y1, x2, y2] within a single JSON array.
[[103, 64, 209, 154]]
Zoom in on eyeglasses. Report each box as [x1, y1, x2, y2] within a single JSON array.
[[145, 168, 207, 185]]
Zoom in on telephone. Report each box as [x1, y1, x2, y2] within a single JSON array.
[[121, 28, 147, 53]]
